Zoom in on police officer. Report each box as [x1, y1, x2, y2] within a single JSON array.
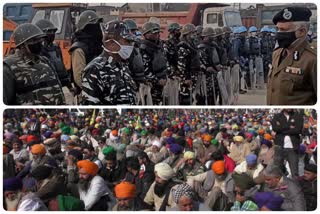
[[245, 26, 261, 89], [81, 20, 137, 105], [198, 27, 221, 105], [267, 7, 316, 105], [140, 22, 168, 105], [222, 26, 233, 63], [164, 22, 181, 78], [177, 23, 201, 105], [123, 19, 145, 87], [231, 26, 248, 94], [214, 28, 228, 66], [3, 23, 65, 105], [35, 19, 70, 88], [69, 10, 103, 95], [260, 26, 273, 82], [194, 25, 204, 46]]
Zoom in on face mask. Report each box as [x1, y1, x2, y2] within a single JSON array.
[[27, 42, 42, 55], [45, 34, 55, 44], [275, 31, 297, 48], [102, 39, 134, 60]]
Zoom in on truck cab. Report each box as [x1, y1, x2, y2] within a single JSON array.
[[202, 7, 242, 29]]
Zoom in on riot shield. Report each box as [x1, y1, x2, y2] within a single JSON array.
[[224, 66, 232, 104], [162, 79, 170, 105], [249, 58, 255, 92], [255, 56, 264, 89], [217, 71, 229, 105], [231, 64, 240, 104]]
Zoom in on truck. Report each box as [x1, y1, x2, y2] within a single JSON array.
[[3, 3, 88, 70], [119, 3, 242, 39]]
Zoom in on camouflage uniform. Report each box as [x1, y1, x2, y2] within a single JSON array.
[[198, 27, 221, 105], [81, 55, 137, 105], [140, 22, 168, 105], [3, 23, 65, 105], [177, 24, 201, 105], [164, 23, 181, 78]]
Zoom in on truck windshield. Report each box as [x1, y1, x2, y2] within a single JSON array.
[[31, 10, 45, 24], [50, 10, 64, 34], [224, 11, 242, 27]]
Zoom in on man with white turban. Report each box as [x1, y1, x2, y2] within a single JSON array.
[[144, 163, 178, 211], [175, 151, 205, 181], [144, 141, 164, 164]]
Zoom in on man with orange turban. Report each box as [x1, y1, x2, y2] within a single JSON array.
[[77, 160, 115, 210], [197, 134, 218, 165], [113, 181, 148, 211], [186, 160, 235, 210]]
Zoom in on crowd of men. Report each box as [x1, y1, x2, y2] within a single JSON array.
[[3, 109, 317, 211], [4, 6, 316, 106]]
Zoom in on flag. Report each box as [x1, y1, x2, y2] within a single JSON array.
[[90, 109, 96, 126]]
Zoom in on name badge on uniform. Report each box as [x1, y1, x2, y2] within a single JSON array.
[[285, 67, 303, 75]]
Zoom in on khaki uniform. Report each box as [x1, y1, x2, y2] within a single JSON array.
[[267, 39, 316, 105]]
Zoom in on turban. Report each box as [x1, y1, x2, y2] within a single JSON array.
[[203, 134, 212, 142], [57, 195, 85, 211], [232, 124, 239, 130], [172, 183, 194, 204], [114, 182, 136, 198], [141, 130, 148, 136], [19, 135, 28, 141], [61, 134, 70, 142], [102, 146, 116, 156], [91, 128, 100, 136], [155, 162, 174, 180], [111, 130, 118, 136], [123, 128, 130, 134], [68, 149, 83, 161], [94, 124, 99, 129], [246, 154, 258, 166], [254, 192, 284, 211], [184, 151, 195, 160], [44, 138, 57, 146], [264, 134, 272, 141], [261, 139, 272, 148], [27, 135, 38, 143], [211, 160, 225, 175], [152, 140, 162, 149], [211, 139, 219, 145], [70, 135, 79, 142], [61, 126, 71, 135], [3, 177, 23, 191], [165, 131, 173, 137], [4, 132, 14, 140], [258, 129, 265, 135], [41, 124, 48, 130], [245, 132, 254, 139], [232, 173, 256, 190], [77, 160, 99, 176], [233, 136, 244, 142], [169, 144, 183, 155], [43, 131, 53, 139], [31, 144, 46, 155], [200, 127, 207, 134], [166, 137, 175, 145], [31, 165, 53, 181]]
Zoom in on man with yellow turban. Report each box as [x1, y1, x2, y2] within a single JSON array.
[[77, 160, 115, 211], [175, 151, 205, 181], [227, 135, 251, 165]]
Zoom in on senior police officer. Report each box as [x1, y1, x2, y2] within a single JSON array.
[[81, 20, 137, 105], [3, 23, 65, 105], [267, 7, 316, 105]]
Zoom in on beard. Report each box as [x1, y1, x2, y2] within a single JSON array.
[[260, 147, 269, 155], [5, 192, 22, 211], [118, 200, 134, 211], [78, 178, 91, 192], [154, 181, 169, 197], [215, 173, 227, 181]]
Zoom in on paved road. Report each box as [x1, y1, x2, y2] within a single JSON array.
[[237, 88, 267, 105]]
